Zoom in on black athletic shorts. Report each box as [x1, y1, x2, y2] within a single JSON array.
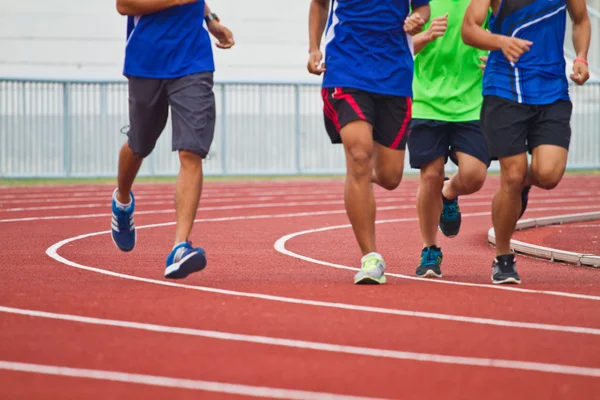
[[321, 87, 411, 150], [480, 95, 572, 159], [407, 119, 490, 169]]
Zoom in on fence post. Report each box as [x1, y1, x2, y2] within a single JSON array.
[[63, 83, 72, 177], [294, 84, 302, 174], [220, 84, 227, 175]]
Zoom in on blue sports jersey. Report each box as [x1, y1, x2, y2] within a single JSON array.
[[322, 0, 430, 97], [483, 0, 569, 105], [124, 2, 214, 79]]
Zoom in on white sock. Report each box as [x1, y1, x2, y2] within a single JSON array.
[[173, 242, 187, 250], [113, 190, 132, 210]]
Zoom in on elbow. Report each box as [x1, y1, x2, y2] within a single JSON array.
[[116, 0, 131, 16]]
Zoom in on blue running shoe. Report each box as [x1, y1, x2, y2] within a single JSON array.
[[440, 177, 461, 237], [416, 246, 443, 278], [165, 242, 207, 279], [111, 189, 136, 252]]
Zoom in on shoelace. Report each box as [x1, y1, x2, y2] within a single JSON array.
[[442, 202, 459, 219], [421, 249, 440, 266], [116, 209, 133, 232], [362, 257, 380, 271]]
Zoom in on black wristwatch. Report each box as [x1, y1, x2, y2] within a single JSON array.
[[204, 13, 220, 24]]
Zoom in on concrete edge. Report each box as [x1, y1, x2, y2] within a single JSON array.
[[487, 211, 600, 267]]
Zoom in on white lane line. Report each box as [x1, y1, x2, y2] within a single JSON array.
[[272, 207, 600, 301], [0, 361, 381, 400], [0, 191, 587, 213], [0, 189, 351, 205], [2, 306, 600, 377], [4, 196, 600, 224], [44, 209, 600, 333]]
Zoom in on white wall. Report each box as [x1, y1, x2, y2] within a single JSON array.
[[0, 0, 321, 83], [1, 0, 597, 82]]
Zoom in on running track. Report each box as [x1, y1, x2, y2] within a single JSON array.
[[1, 176, 599, 399]]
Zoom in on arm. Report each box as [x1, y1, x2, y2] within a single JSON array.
[[204, 2, 235, 49], [307, 0, 330, 75], [413, 13, 448, 54], [567, 0, 591, 84], [116, 0, 194, 16], [404, 2, 431, 35], [462, 0, 532, 63]]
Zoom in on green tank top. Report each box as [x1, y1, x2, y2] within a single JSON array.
[[412, 0, 489, 122]]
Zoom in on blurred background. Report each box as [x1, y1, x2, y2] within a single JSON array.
[[0, 0, 599, 178]]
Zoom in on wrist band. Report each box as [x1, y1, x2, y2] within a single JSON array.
[[574, 58, 588, 66]]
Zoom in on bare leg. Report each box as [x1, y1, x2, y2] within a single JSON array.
[[116, 142, 143, 204], [417, 157, 445, 247], [493, 154, 528, 255], [528, 145, 568, 189], [442, 152, 487, 200], [340, 120, 376, 255], [174, 150, 204, 246], [371, 142, 404, 191]]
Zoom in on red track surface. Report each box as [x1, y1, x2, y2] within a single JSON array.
[[514, 222, 600, 254], [1, 175, 600, 399]]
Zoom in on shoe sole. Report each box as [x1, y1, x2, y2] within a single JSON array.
[[165, 252, 207, 279], [492, 276, 521, 285], [438, 226, 459, 238], [417, 269, 442, 278], [111, 229, 137, 252], [354, 275, 387, 285]]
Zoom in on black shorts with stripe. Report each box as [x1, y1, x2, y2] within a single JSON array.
[[321, 87, 411, 150]]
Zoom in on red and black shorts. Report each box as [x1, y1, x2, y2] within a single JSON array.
[[321, 87, 412, 150]]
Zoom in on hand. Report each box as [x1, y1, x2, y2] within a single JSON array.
[[500, 36, 532, 63], [307, 49, 326, 75], [570, 59, 590, 85], [478, 55, 488, 71], [425, 13, 448, 42], [208, 21, 235, 49], [404, 12, 426, 36]]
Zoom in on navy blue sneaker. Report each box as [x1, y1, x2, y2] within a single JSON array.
[[111, 189, 136, 252], [165, 242, 207, 279], [492, 254, 521, 284], [440, 178, 461, 237], [416, 246, 443, 278], [519, 185, 532, 219]]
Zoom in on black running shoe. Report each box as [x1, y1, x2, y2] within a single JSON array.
[[416, 246, 443, 278], [440, 178, 461, 237], [492, 254, 521, 284], [519, 185, 532, 220]]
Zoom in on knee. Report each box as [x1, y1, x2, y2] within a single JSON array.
[[459, 168, 487, 193], [377, 173, 402, 191], [346, 145, 373, 178], [501, 167, 527, 192], [420, 164, 445, 188], [179, 150, 203, 168], [534, 169, 563, 190]]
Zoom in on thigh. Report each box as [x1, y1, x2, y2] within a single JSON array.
[[373, 95, 412, 150], [407, 119, 450, 169], [167, 72, 216, 158], [528, 100, 572, 152], [480, 96, 533, 159], [450, 121, 491, 167], [127, 76, 169, 157], [321, 87, 376, 144]]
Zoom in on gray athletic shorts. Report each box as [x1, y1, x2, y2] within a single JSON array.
[[126, 71, 216, 158]]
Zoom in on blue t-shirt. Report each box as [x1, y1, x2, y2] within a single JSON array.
[[483, 0, 569, 105], [123, 2, 215, 79], [322, 0, 430, 97]]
